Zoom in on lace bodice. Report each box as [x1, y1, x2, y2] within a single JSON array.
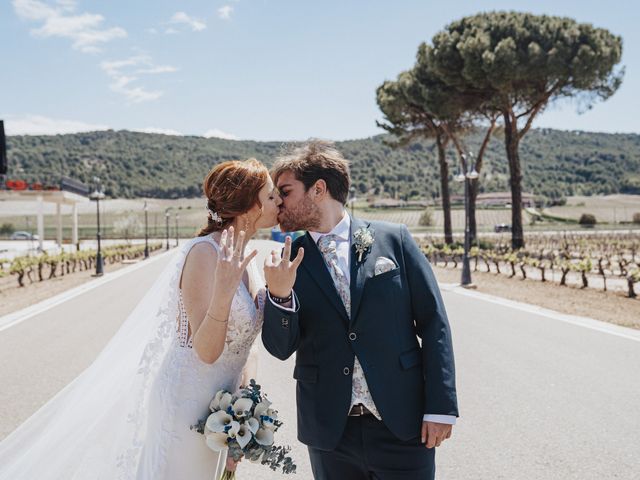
[[175, 235, 265, 359]]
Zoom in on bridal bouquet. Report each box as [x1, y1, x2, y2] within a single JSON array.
[[192, 379, 296, 479]]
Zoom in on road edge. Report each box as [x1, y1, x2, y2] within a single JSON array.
[[440, 282, 640, 343]]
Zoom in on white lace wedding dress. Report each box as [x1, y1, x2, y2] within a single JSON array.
[[0, 235, 265, 480], [135, 235, 265, 479]]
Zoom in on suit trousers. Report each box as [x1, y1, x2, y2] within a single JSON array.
[[308, 415, 435, 480]]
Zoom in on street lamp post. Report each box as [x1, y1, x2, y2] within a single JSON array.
[[454, 152, 479, 288], [143, 201, 149, 259], [165, 209, 171, 250], [175, 212, 179, 247], [90, 177, 105, 276]]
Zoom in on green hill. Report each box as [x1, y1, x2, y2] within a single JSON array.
[[5, 128, 640, 200]]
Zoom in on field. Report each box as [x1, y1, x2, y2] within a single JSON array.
[[423, 230, 640, 299], [545, 195, 640, 224], [0, 195, 639, 241]]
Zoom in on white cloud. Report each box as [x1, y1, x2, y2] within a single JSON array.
[[203, 129, 239, 140], [13, 0, 55, 21], [56, 0, 76, 12], [100, 56, 147, 75], [13, 0, 126, 53], [100, 55, 176, 103], [217, 5, 233, 20], [132, 127, 184, 136], [2, 114, 110, 135], [135, 65, 178, 75], [169, 11, 206, 32]]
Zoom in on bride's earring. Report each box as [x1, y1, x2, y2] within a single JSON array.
[[244, 215, 250, 233]]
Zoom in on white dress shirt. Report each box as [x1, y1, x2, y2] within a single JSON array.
[[310, 212, 456, 426]]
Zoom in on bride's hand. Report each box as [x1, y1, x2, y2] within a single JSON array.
[[213, 227, 258, 300], [225, 454, 242, 472], [264, 235, 304, 298]]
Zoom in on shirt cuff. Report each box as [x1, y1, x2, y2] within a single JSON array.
[[423, 414, 457, 425], [267, 290, 298, 312]]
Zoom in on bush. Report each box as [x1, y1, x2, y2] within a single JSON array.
[[0, 223, 15, 235], [633, 212, 640, 224], [419, 208, 434, 227], [578, 213, 597, 226]]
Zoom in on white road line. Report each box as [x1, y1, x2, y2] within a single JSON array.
[[440, 283, 640, 343], [0, 250, 176, 333]]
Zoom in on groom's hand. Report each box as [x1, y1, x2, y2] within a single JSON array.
[[422, 421, 452, 449], [264, 236, 304, 298]]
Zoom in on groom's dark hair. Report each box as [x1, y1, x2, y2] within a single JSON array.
[[271, 139, 351, 204]]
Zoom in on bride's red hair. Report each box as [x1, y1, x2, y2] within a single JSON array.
[[197, 158, 269, 237]]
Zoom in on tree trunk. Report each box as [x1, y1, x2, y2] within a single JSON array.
[[436, 134, 453, 244], [503, 111, 525, 249], [468, 118, 496, 245]]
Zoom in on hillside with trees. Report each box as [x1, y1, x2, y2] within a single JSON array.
[[5, 128, 640, 201]]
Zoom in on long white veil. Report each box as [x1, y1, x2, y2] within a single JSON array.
[[0, 239, 194, 480]]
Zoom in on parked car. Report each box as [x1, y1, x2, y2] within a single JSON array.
[[270, 228, 305, 243], [10, 231, 39, 241], [493, 223, 511, 233]]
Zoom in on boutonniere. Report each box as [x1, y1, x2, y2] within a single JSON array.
[[353, 227, 375, 263]]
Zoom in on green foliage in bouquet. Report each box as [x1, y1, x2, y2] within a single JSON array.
[[192, 379, 296, 476]]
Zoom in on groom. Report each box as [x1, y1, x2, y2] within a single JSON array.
[[262, 140, 458, 479]]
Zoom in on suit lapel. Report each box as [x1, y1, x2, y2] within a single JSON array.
[[349, 216, 373, 324], [300, 232, 350, 324]]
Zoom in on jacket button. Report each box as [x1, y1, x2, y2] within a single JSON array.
[[343, 367, 350, 375], [349, 332, 357, 341]]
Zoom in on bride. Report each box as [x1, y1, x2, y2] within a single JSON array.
[[0, 158, 303, 480]]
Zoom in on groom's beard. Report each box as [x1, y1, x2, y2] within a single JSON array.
[[278, 194, 321, 232]]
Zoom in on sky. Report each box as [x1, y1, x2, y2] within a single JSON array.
[[0, 0, 638, 141]]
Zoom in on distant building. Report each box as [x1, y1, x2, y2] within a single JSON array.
[[477, 192, 535, 207], [370, 198, 407, 208], [445, 191, 535, 207]]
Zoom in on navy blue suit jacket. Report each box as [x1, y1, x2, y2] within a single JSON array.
[[262, 217, 458, 450]]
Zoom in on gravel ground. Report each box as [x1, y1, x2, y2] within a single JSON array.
[[433, 265, 640, 330], [0, 246, 165, 317]]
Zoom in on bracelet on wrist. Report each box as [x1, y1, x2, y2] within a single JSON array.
[[267, 288, 293, 304], [205, 311, 228, 323]]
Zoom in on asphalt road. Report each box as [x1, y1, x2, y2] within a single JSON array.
[[1, 240, 639, 479]]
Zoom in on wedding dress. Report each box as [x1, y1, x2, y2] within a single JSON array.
[[0, 234, 265, 480]]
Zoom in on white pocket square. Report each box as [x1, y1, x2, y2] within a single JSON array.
[[374, 256, 397, 276]]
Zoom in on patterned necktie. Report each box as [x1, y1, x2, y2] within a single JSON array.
[[317, 234, 350, 315], [317, 234, 381, 420]]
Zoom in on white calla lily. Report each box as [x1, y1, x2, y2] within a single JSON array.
[[218, 392, 233, 411], [209, 390, 225, 411], [205, 410, 232, 433], [259, 408, 278, 430], [262, 417, 276, 430], [204, 431, 228, 452], [226, 420, 240, 437], [253, 399, 272, 419], [255, 427, 274, 446], [246, 417, 260, 434], [235, 423, 252, 449], [232, 398, 254, 418]]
